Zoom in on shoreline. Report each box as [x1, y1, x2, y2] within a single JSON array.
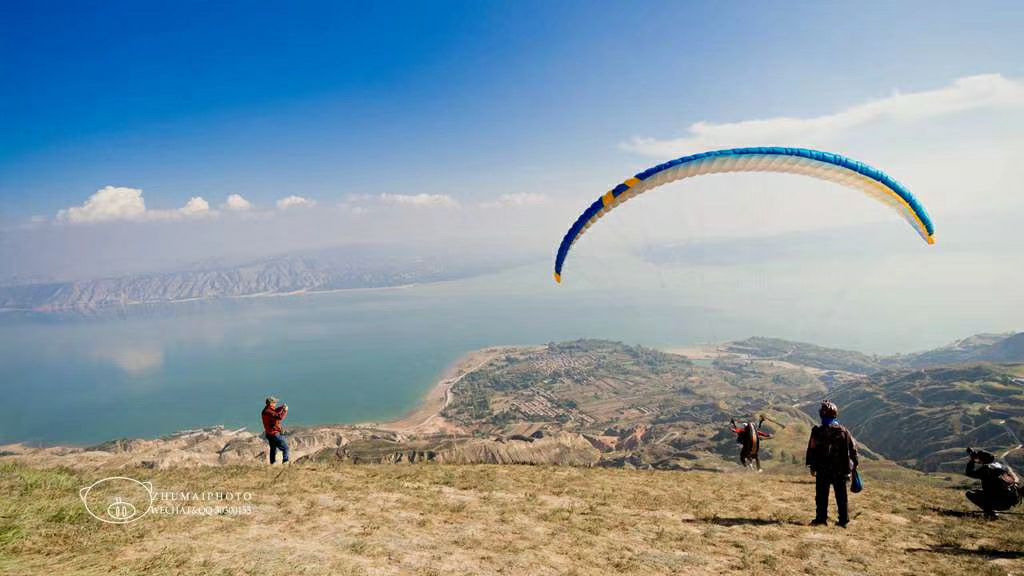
[[376, 347, 516, 434]]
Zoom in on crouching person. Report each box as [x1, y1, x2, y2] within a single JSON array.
[[262, 396, 290, 464], [965, 448, 1020, 519]]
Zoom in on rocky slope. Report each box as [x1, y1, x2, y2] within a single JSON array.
[[0, 425, 605, 471]]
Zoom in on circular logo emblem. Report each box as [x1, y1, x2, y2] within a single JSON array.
[[79, 477, 154, 524]]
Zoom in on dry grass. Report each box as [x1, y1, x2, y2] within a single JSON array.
[[2, 460, 1023, 575]]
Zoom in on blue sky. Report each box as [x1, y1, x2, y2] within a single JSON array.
[[1, 0, 1023, 349], [3, 0, 1024, 220]]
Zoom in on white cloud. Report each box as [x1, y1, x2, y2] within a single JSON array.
[[480, 193, 549, 209], [58, 186, 147, 223], [339, 193, 459, 211], [622, 74, 1024, 158], [223, 194, 253, 211], [57, 186, 214, 224], [378, 193, 459, 208], [276, 195, 316, 210], [179, 196, 211, 217]]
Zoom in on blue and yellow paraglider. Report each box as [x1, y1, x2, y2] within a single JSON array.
[[554, 147, 935, 283]]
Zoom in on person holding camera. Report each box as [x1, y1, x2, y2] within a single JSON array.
[[965, 448, 1020, 519], [261, 396, 290, 464]]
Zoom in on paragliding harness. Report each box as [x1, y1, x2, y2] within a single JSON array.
[[999, 465, 1023, 506], [731, 417, 770, 471], [817, 421, 863, 492], [812, 421, 854, 477], [731, 417, 765, 442], [982, 463, 1024, 511]]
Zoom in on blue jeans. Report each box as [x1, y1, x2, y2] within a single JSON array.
[[266, 433, 289, 464]]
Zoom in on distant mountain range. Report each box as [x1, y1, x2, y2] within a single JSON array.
[[890, 333, 1024, 368], [726, 332, 1024, 373], [0, 248, 511, 312]]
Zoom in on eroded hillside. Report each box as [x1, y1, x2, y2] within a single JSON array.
[[443, 340, 827, 469], [821, 364, 1024, 472]]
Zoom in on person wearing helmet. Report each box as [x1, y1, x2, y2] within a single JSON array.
[[261, 396, 290, 464], [729, 418, 772, 471], [805, 401, 859, 527]]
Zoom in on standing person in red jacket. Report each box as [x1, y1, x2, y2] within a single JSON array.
[[805, 401, 858, 527], [262, 396, 289, 464]]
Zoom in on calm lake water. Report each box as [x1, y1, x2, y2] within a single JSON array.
[[0, 263, 740, 445], [3, 248, 1019, 445]]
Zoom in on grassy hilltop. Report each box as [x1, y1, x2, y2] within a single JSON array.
[[3, 460, 1024, 576]]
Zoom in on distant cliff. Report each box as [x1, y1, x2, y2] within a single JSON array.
[[726, 332, 1024, 373], [0, 251, 500, 312]]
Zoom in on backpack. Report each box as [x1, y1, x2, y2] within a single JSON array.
[[817, 424, 852, 475], [996, 464, 1022, 504]]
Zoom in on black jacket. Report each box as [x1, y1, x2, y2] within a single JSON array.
[[806, 422, 859, 477], [966, 460, 1018, 501]]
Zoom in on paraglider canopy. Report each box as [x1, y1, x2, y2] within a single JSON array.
[[554, 147, 935, 283]]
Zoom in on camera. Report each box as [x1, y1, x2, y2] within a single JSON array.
[[967, 447, 995, 463]]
